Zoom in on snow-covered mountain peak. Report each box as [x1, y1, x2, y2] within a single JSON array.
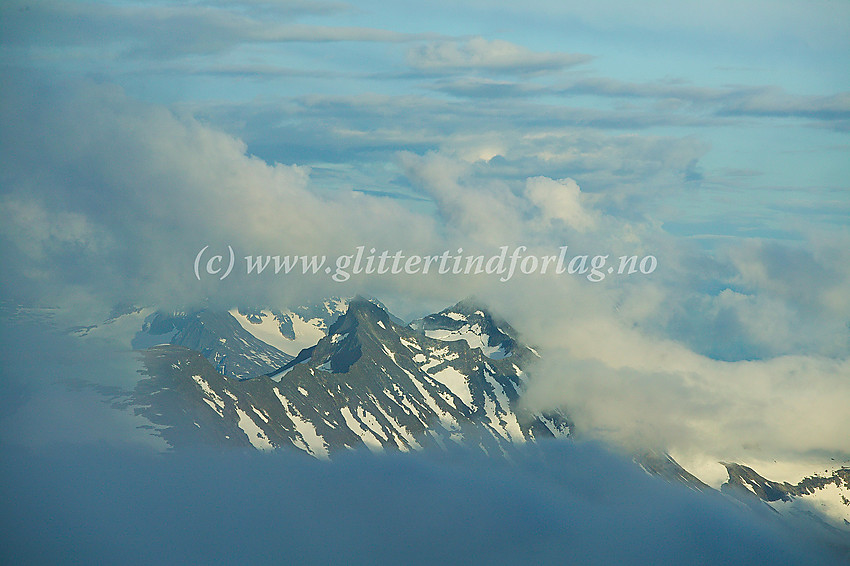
[[411, 299, 524, 361]]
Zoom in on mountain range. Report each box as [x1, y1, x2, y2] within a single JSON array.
[[129, 297, 570, 457], [96, 295, 849, 555]]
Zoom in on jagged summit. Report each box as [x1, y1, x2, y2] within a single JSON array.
[[268, 296, 398, 378], [411, 298, 528, 361], [328, 295, 390, 330], [446, 296, 491, 314]]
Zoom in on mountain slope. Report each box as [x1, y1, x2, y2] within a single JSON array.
[[722, 462, 850, 526], [228, 298, 348, 357], [635, 450, 712, 492], [133, 309, 294, 380], [720, 462, 850, 557], [130, 297, 571, 457]]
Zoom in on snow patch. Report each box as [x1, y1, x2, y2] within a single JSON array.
[[235, 407, 273, 450], [356, 406, 388, 441], [481, 371, 525, 443], [410, 377, 459, 431], [191, 375, 225, 414], [539, 415, 570, 439], [370, 396, 421, 451], [251, 406, 269, 423], [340, 407, 384, 452], [444, 312, 467, 321], [425, 323, 505, 358], [429, 366, 473, 408], [229, 308, 326, 356], [201, 398, 223, 417], [273, 389, 329, 459]]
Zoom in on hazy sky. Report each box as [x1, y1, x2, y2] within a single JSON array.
[[1, 0, 849, 484]]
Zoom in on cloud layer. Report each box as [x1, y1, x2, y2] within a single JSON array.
[[1, 442, 840, 565]]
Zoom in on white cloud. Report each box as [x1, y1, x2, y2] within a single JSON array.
[[525, 176, 599, 232], [519, 307, 850, 466], [0, 74, 443, 316], [397, 150, 527, 245]]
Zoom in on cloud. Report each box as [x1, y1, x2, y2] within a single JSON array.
[[521, 318, 850, 458], [422, 76, 849, 130], [0, 73, 444, 316], [2, 68, 847, 493], [407, 37, 592, 75], [194, 93, 713, 207], [0, 0, 432, 61], [426, 77, 541, 98], [200, 0, 352, 18], [508, 236, 850, 474], [0, 442, 839, 565], [397, 151, 528, 244], [719, 89, 850, 122], [525, 176, 599, 232], [452, 0, 850, 50], [562, 78, 718, 100], [559, 80, 850, 127], [146, 62, 349, 80]]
